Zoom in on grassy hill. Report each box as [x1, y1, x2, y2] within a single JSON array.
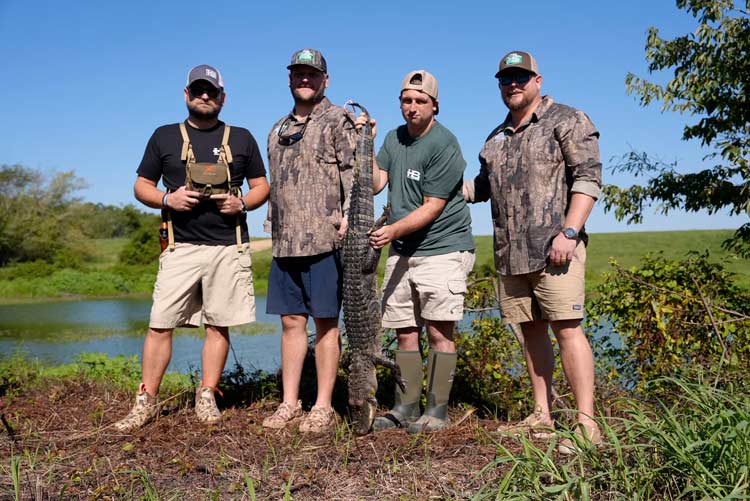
[[0, 230, 747, 302]]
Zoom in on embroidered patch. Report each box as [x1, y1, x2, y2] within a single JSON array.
[[406, 169, 421, 181], [572, 304, 582, 311], [505, 53, 523, 65], [297, 49, 315, 63]]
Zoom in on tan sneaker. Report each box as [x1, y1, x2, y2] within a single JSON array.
[[262, 400, 302, 429], [558, 423, 602, 455], [496, 405, 555, 439], [195, 385, 222, 424], [299, 405, 336, 433], [114, 384, 159, 432]]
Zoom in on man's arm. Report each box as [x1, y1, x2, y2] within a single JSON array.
[[548, 193, 595, 266], [369, 195, 447, 249]]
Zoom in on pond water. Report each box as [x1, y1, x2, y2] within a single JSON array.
[[0, 297, 616, 375]]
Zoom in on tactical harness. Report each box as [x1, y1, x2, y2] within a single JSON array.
[[163, 123, 243, 251]]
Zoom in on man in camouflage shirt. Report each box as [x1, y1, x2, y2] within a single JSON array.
[[263, 48, 358, 433], [464, 51, 602, 454]]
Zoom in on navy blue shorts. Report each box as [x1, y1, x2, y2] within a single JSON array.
[[266, 251, 342, 318]]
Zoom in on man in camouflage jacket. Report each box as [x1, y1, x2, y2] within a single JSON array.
[[464, 51, 602, 454], [262, 48, 357, 433]]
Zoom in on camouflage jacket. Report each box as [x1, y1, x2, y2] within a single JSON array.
[[267, 97, 357, 257], [471, 96, 602, 275]]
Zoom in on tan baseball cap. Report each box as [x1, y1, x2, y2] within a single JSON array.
[[495, 51, 539, 77], [401, 70, 439, 114]]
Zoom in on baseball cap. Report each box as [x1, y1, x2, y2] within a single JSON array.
[[186, 64, 224, 89], [287, 48, 327, 74], [401, 70, 439, 114], [495, 51, 539, 77]]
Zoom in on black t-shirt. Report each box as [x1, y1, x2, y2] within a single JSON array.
[[137, 120, 266, 245]]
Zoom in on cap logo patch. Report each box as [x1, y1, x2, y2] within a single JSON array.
[[297, 49, 315, 63], [205, 68, 218, 79], [505, 53, 523, 65]]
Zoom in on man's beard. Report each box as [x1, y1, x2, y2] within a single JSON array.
[[503, 93, 531, 111], [187, 101, 222, 120], [291, 86, 325, 106]]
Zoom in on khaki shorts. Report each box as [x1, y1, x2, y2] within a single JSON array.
[[499, 241, 586, 324], [381, 249, 475, 328], [149, 242, 256, 328]]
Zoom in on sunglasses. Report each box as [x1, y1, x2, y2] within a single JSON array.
[[188, 83, 221, 99], [277, 116, 310, 146], [499, 73, 534, 86]]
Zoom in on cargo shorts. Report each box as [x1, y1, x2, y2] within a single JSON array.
[[499, 241, 586, 324], [381, 249, 476, 329], [149, 242, 256, 328]]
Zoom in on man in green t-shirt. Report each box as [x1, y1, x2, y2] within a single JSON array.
[[368, 70, 475, 434]]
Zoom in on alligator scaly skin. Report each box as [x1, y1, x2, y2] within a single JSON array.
[[342, 102, 399, 435]]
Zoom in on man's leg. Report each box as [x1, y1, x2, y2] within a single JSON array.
[[141, 327, 174, 396], [311, 317, 340, 408], [426, 320, 455, 352], [201, 325, 230, 389], [549, 319, 595, 427], [519, 320, 555, 423], [280, 314, 309, 405]]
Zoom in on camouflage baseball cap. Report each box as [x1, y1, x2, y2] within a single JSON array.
[[287, 48, 327, 74], [495, 51, 539, 77], [186, 64, 224, 89]]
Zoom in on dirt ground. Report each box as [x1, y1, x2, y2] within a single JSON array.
[[0, 380, 530, 500]]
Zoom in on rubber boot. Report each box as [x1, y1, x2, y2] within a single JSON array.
[[373, 350, 423, 431], [407, 350, 457, 434]]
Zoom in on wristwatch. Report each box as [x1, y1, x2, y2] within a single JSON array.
[[240, 199, 248, 214], [561, 227, 578, 240]]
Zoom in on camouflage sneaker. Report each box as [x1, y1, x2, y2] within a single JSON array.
[[496, 405, 555, 439], [114, 385, 159, 432], [262, 400, 302, 429], [195, 386, 222, 424], [299, 405, 336, 433], [558, 423, 602, 455]]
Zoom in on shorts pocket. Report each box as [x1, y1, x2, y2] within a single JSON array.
[[447, 280, 466, 295]]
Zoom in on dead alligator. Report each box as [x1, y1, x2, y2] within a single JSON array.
[[341, 101, 403, 436]]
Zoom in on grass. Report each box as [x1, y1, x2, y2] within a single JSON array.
[[0, 230, 747, 303]]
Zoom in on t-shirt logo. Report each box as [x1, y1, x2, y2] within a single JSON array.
[[406, 169, 421, 181], [212, 147, 221, 156]]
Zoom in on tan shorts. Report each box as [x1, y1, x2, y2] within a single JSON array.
[[149, 242, 256, 328], [499, 241, 586, 324], [381, 249, 476, 328]]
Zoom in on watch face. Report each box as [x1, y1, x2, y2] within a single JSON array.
[[563, 228, 577, 239]]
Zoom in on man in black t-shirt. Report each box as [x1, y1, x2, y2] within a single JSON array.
[[114, 64, 270, 432]]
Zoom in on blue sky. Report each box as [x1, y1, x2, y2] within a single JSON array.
[[0, 0, 745, 236]]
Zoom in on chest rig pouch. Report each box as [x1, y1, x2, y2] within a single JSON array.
[[162, 123, 244, 251], [180, 123, 236, 198]]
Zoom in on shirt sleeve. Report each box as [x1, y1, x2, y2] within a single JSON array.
[[421, 143, 466, 199], [471, 152, 492, 203], [136, 131, 162, 182], [560, 111, 602, 199], [375, 131, 394, 173], [243, 132, 266, 179]]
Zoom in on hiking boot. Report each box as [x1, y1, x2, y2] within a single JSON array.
[[299, 405, 337, 433], [195, 385, 222, 424], [262, 400, 302, 429], [496, 405, 555, 439], [558, 422, 602, 455], [407, 351, 456, 435], [114, 384, 159, 432]]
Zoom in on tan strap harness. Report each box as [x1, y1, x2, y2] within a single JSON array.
[[164, 123, 243, 251]]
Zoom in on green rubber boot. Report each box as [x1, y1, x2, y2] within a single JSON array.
[[408, 350, 457, 434], [373, 350, 422, 431]]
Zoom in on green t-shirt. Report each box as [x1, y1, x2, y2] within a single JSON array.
[[376, 121, 474, 256]]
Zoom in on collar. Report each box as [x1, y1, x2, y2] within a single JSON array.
[[287, 96, 333, 123], [500, 95, 554, 133]]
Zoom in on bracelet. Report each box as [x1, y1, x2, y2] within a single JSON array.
[[240, 198, 248, 214], [162, 193, 170, 209]]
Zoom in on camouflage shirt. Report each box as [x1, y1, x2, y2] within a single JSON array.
[[471, 96, 602, 276], [267, 97, 357, 257]]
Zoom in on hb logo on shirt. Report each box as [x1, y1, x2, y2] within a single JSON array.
[[406, 169, 420, 181]]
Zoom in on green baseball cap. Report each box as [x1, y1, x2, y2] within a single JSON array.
[[495, 51, 539, 77], [287, 48, 327, 74]]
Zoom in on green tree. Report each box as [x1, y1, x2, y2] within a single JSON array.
[[603, 0, 750, 256]]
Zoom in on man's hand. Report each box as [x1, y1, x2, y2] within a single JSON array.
[[210, 193, 243, 215], [168, 186, 201, 211], [549, 232, 577, 267], [337, 214, 348, 240], [354, 113, 377, 138], [369, 224, 398, 249]]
